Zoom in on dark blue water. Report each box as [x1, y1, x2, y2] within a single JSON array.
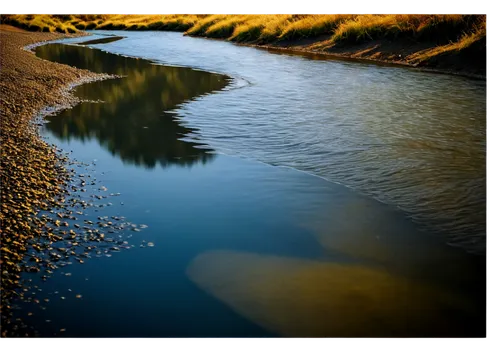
[[18, 33, 485, 337]]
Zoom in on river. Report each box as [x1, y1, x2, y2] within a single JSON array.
[[20, 31, 485, 337]]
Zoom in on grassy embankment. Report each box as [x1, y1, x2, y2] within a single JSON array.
[[1, 14, 486, 74]]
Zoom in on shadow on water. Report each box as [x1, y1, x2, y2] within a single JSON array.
[[35, 43, 230, 169], [76, 36, 126, 45]]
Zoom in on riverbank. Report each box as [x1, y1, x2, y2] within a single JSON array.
[[180, 15, 485, 77], [221, 37, 486, 79], [0, 23, 486, 338], [0, 25, 111, 337], [0, 15, 486, 77]]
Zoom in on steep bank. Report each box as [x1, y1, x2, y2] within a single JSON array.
[[187, 14, 485, 78], [241, 35, 486, 78]]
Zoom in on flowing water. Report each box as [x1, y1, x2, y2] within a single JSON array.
[[21, 31, 486, 337]]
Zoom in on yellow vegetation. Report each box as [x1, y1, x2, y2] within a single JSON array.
[[280, 15, 355, 40], [204, 15, 254, 38], [0, 14, 486, 68], [0, 14, 80, 33], [407, 21, 486, 64]]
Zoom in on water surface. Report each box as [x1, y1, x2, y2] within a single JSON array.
[[75, 31, 486, 253], [36, 43, 229, 168], [23, 33, 486, 337]]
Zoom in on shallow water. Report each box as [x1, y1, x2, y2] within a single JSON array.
[[23, 32, 486, 337], [81, 31, 486, 253]]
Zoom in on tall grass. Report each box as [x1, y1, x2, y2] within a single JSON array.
[[279, 15, 355, 40], [331, 15, 484, 45], [0, 15, 205, 32], [1, 14, 486, 67], [407, 20, 486, 64], [185, 15, 227, 36], [0, 14, 82, 33], [256, 15, 296, 42], [94, 15, 202, 31], [204, 15, 254, 38], [229, 15, 292, 42]]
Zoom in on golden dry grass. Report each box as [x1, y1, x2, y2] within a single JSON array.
[[95, 14, 202, 31], [407, 20, 486, 64], [185, 15, 228, 35], [279, 15, 355, 40], [1, 14, 486, 67], [227, 15, 290, 41], [331, 15, 481, 44], [0, 15, 80, 33], [204, 15, 254, 38]]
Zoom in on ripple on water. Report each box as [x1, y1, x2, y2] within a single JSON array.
[[170, 50, 485, 253], [45, 32, 486, 253]]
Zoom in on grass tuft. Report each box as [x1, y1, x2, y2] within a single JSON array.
[[279, 15, 354, 40], [205, 15, 253, 38], [186, 15, 225, 36], [407, 20, 486, 64]]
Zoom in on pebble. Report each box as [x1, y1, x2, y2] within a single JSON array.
[[0, 29, 146, 338]]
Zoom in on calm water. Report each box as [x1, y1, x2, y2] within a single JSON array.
[[71, 31, 486, 253], [23, 32, 486, 337]]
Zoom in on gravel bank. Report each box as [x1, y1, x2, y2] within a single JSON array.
[[0, 25, 114, 337]]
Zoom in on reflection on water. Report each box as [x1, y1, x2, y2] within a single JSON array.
[[180, 68, 486, 252], [27, 36, 485, 338], [76, 36, 125, 45], [37, 33, 486, 252], [94, 31, 484, 253], [36, 43, 230, 168], [187, 250, 483, 337]]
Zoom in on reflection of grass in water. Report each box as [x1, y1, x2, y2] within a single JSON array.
[[36, 44, 229, 169], [187, 250, 479, 337]]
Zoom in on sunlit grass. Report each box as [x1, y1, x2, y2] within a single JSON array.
[[0, 15, 204, 32], [1, 14, 485, 67], [228, 17, 266, 42], [204, 15, 254, 38], [407, 21, 486, 64], [228, 15, 293, 42], [279, 15, 354, 40], [92, 15, 203, 31], [0, 14, 79, 33], [186, 15, 228, 36], [257, 15, 295, 42], [331, 15, 483, 45], [2, 14, 484, 43], [332, 15, 402, 44]]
